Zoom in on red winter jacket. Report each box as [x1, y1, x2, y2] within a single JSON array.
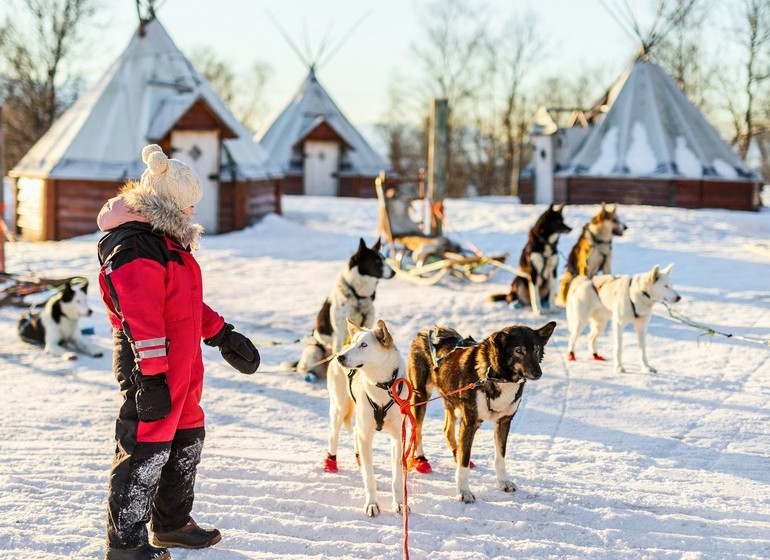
[[97, 186, 224, 441]]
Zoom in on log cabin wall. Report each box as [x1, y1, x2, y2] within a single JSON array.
[[561, 177, 760, 211]]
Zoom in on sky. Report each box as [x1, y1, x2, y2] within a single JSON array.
[[1, 0, 643, 131], [1, 196, 769, 558]]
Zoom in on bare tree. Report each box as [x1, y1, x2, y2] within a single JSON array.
[[189, 47, 273, 133], [497, 9, 543, 196], [411, 0, 492, 196], [734, 0, 770, 157], [0, 0, 100, 167]]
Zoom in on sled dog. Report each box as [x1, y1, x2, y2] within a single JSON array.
[[17, 281, 103, 360], [328, 319, 407, 517], [566, 264, 680, 373], [556, 202, 627, 307], [487, 204, 571, 315], [296, 238, 394, 381], [407, 321, 556, 503]]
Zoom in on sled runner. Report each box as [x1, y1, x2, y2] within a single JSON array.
[[375, 173, 508, 286], [0, 272, 88, 307]]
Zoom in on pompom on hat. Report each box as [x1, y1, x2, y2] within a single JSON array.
[[139, 144, 202, 210]]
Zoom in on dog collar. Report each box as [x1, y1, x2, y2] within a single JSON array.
[[587, 229, 612, 246], [375, 368, 401, 392], [342, 279, 376, 302]]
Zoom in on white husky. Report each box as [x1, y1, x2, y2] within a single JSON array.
[[566, 264, 681, 373], [327, 318, 407, 518]]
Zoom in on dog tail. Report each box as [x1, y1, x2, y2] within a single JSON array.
[[280, 360, 299, 372], [555, 272, 572, 307], [487, 292, 515, 303]]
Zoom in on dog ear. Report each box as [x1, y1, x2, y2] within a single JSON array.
[[346, 318, 363, 338], [373, 319, 393, 348], [650, 264, 661, 282], [80, 280, 89, 293], [661, 263, 674, 276], [372, 237, 382, 252], [608, 203, 617, 213], [554, 203, 565, 212], [536, 321, 557, 343]]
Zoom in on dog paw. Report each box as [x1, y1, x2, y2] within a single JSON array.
[[498, 480, 517, 493], [364, 502, 380, 517], [63, 352, 78, 361], [304, 372, 318, 383], [643, 365, 657, 374], [615, 365, 626, 373], [410, 455, 432, 474], [457, 490, 476, 503], [91, 351, 104, 358], [394, 501, 410, 514]]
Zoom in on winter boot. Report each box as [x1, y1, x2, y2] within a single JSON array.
[[105, 543, 170, 560], [151, 519, 221, 549]]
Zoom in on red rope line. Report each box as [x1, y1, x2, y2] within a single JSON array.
[[390, 378, 479, 560]]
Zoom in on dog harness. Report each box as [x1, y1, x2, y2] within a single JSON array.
[[628, 277, 653, 319], [427, 328, 477, 367], [592, 277, 652, 319], [347, 367, 402, 431]]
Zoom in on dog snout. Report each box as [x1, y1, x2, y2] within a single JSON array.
[[671, 294, 682, 303], [337, 354, 347, 366], [526, 369, 542, 381], [87, 309, 93, 316]]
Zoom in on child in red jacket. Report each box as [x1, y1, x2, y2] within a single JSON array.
[[98, 144, 259, 560]]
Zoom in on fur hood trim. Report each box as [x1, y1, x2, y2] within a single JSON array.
[[121, 182, 204, 250]]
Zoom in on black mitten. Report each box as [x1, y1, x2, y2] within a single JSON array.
[[135, 372, 172, 422], [204, 323, 260, 374]]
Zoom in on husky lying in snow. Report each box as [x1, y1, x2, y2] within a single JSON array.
[[327, 319, 407, 517], [296, 238, 394, 381], [556, 202, 627, 307], [17, 281, 103, 361], [407, 321, 556, 503], [487, 204, 571, 315], [566, 264, 681, 373]]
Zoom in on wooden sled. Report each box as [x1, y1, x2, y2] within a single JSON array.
[[0, 272, 88, 308], [375, 173, 508, 286]]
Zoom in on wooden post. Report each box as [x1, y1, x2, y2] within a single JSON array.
[[0, 98, 5, 272], [428, 99, 448, 236]]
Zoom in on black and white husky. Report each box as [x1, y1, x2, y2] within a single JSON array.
[[17, 281, 103, 361], [297, 238, 394, 381]]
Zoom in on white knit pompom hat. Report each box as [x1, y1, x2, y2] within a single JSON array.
[[139, 144, 202, 210]]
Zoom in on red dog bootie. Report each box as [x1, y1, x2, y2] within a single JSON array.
[[324, 453, 338, 473], [568, 352, 576, 361], [452, 449, 475, 469], [593, 353, 606, 361], [410, 455, 432, 474]]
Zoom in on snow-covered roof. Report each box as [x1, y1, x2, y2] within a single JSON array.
[[558, 60, 756, 181], [258, 71, 388, 177], [10, 18, 278, 182]]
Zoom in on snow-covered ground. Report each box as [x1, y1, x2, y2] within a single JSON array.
[[1, 196, 769, 560]]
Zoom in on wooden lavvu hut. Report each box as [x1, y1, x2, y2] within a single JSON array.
[[8, 16, 282, 241], [257, 69, 389, 198], [524, 57, 761, 211]]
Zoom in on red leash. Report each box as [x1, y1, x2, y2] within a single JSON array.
[[390, 378, 479, 560], [390, 378, 416, 560]]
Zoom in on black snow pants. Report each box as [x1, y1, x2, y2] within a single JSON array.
[[106, 330, 205, 548]]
